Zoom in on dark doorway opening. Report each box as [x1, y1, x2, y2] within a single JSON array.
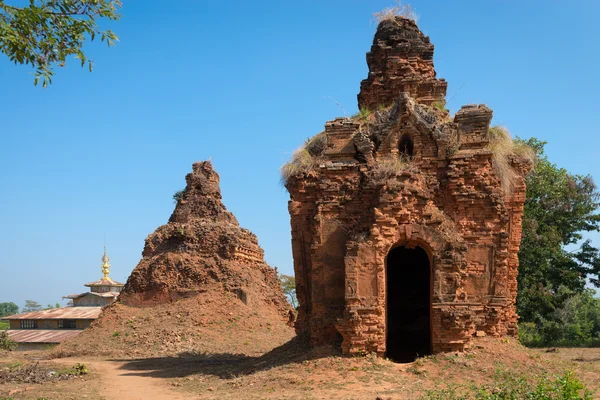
[[386, 246, 431, 362]]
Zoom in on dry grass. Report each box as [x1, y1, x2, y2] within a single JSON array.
[[371, 155, 409, 184], [281, 132, 327, 185], [487, 125, 535, 194], [373, 1, 419, 24]]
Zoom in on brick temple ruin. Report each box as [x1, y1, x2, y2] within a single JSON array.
[[284, 17, 532, 362]]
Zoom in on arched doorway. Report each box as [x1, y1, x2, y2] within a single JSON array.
[[386, 245, 431, 362]]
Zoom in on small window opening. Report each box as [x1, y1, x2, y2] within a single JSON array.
[[58, 319, 77, 329], [20, 320, 38, 329], [399, 134, 414, 158]]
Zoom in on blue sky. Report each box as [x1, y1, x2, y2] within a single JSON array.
[[1, 1, 599, 309]]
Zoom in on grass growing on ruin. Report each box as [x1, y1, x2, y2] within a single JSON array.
[[371, 155, 411, 185], [374, 1, 418, 23], [487, 125, 535, 194], [352, 107, 372, 121], [280, 132, 327, 185]]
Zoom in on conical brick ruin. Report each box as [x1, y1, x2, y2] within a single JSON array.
[[57, 161, 293, 357], [120, 161, 291, 318], [283, 17, 532, 362]]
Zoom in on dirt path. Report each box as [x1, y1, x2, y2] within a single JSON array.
[[55, 358, 199, 400]]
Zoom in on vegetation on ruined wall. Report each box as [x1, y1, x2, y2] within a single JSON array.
[[280, 132, 327, 185], [517, 138, 600, 346], [487, 126, 535, 194], [0, 0, 121, 86], [370, 156, 410, 185], [373, 1, 419, 23]]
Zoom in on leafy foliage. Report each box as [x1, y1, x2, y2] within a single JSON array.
[[173, 189, 184, 204], [517, 138, 600, 328], [519, 288, 600, 347], [279, 274, 297, 308], [515, 138, 600, 346], [0, 302, 18, 318], [0, 330, 16, 351], [0, 0, 121, 87], [21, 299, 42, 313]]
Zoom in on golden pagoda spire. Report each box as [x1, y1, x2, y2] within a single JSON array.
[[102, 242, 111, 280]]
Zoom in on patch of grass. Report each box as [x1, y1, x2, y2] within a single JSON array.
[[421, 370, 593, 400], [7, 362, 23, 371], [373, 1, 418, 23], [431, 100, 448, 113], [487, 125, 535, 194], [112, 331, 121, 337], [352, 107, 371, 121], [0, 321, 8, 330], [57, 363, 88, 377]]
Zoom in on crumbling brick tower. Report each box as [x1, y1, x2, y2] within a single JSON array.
[[284, 17, 532, 362]]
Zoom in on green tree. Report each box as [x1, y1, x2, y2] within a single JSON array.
[[21, 299, 42, 313], [0, 0, 121, 87], [279, 274, 297, 308], [0, 302, 18, 318], [517, 138, 600, 326]]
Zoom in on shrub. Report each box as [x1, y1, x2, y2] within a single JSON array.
[[487, 126, 535, 194], [0, 330, 16, 351], [173, 189, 184, 204]]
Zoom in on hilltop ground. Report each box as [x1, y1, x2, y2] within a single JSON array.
[[2, 337, 599, 399]]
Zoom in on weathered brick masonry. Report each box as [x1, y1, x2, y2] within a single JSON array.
[[284, 17, 531, 361]]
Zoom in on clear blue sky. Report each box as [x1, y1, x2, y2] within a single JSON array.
[[1, 1, 599, 309]]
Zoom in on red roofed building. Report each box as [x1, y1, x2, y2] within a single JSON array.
[[1, 245, 124, 350]]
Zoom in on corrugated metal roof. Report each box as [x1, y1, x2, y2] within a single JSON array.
[[63, 292, 119, 300], [1, 307, 102, 320], [7, 329, 83, 343], [84, 277, 124, 287]]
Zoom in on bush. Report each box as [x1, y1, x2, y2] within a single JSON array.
[[0, 330, 16, 351], [519, 288, 600, 348], [172, 189, 184, 204]]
